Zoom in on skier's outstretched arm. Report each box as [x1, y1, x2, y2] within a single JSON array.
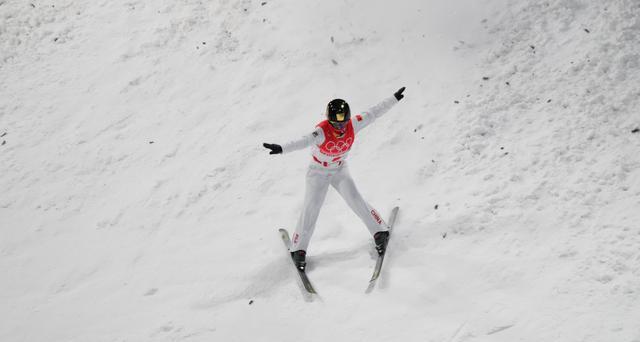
[[263, 128, 325, 155], [353, 87, 405, 133]]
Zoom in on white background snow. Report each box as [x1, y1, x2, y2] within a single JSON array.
[[1, 0, 639, 341]]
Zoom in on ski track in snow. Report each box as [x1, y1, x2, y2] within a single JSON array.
[[1, 0, 639, 341]]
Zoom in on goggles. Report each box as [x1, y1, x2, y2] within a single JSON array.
[[329, 112, 349, 130]]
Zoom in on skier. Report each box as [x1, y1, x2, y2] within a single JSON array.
[[263, 87, 406, 271]]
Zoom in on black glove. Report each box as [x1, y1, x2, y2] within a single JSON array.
[[394, 86, 406, 101], [263, 143, 282, 155]]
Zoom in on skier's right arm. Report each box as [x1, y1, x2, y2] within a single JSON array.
[[263, 128, 325, 155]]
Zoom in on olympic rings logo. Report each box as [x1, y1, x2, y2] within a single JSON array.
[[324, 138, 353, 154]]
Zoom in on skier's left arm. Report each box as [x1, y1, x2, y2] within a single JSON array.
[[352, 87, 405, 133]]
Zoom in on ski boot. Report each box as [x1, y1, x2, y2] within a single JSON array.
[[290, 250, 307, 271], [374, 231, 390, 256]]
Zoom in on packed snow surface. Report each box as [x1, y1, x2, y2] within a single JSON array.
[[1, 0, 639, 341]]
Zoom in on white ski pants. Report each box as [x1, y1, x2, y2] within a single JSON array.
[[290, 163, 388, 252]]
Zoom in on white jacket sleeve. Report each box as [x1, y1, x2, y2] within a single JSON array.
[[352, 96, 399, 133], [281, 127, 325, 154]]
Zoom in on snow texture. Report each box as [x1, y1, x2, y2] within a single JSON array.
[[1, 0, 639, 341]]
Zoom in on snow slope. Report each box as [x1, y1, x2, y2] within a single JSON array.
[[1, 0, 639, 341]]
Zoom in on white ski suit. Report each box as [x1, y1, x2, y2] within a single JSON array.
[[281, 96, 400, 252]]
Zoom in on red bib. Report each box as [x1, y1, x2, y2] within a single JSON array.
[[316, 120, 355, 157]]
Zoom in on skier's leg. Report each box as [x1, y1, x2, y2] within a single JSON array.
[[331, 165, 388, 236], [290, 167, 331, 252]]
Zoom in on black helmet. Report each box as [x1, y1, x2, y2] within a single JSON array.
[[326, 99, 351, 129]]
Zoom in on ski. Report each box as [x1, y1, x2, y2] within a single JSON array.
[[366, 206, 400, 293], [279, 228, 318, 295]]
